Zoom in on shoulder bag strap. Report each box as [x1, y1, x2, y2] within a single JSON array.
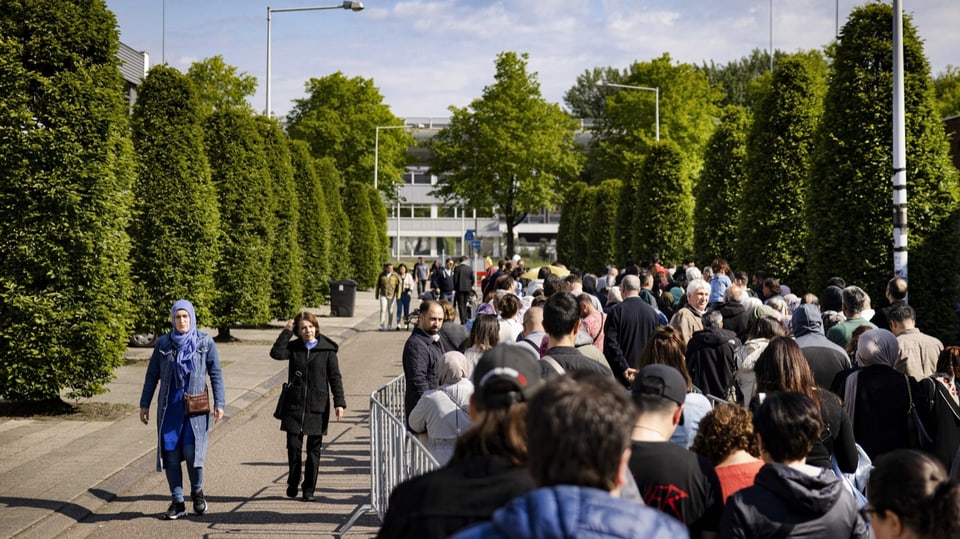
[[541, 355, 566, 375]]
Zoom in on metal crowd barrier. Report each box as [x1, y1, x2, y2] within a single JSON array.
[[336, 373, 440, 536]]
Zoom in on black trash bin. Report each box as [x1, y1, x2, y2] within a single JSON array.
[[329, 279, 358, 317]]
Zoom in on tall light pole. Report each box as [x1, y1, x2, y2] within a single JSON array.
[[892, 0, 908, 283], [265, 1, 364, 117], [596, 80, 660, 141]]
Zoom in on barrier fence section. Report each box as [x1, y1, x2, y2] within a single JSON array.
[[337, 373, 440, 536]]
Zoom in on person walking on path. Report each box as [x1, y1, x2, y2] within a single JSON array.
[[139, 299, 226, 520], [396, 263, 416, 329], [270, 311, 346, 502], [376, 262, 402, 331], [454, 256, 475, 324], [413, 256, 430, 297]]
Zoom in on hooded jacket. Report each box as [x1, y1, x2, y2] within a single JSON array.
[[719, 463, 868, 538], [792, 304, 851, 389], [452, 485, 689, 539], [685, 327, 740, 399]]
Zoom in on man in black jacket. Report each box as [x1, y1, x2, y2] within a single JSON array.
[[685, 311, 739, 399], [540, 293, 613, 378], [402, 301, 445, 429], [453, 256, 475, 324], [603, 274, 661, 388]]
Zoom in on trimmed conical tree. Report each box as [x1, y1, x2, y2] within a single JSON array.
[[635, 141, 693, 264], [289, 140, 331, 306], [256, 116, 303, 319], [130, 65, 220, 333], [343, 182, 379, 288], [316, 156, 352, 281], [738, 53, 825, 283], [0, 0, 135, 400], [367, 187, 390, 264], [806, 3, 960, 341], [556, 182, 587, 265], [586, 179, 622, 275], [694, 106, 749, 266], [204, 110, 274, 337]]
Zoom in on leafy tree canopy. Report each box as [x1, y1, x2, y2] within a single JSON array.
[[429, 51, 584, 256], [286, 72, 411, 197], [563, 66, 626, 119], [933, 65, 960, 119], [185, 55, 257, 117]]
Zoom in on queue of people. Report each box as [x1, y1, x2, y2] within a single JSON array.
[[381, 254, 960, 539]]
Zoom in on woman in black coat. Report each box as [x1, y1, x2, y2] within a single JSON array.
[[271, 311, 346, 501]]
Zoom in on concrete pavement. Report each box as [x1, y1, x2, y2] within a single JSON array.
[[0, 289, 410, 538]]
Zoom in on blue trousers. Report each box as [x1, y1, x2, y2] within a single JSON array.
[[163, 443, 202, 502]]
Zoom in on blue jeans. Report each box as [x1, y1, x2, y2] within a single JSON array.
[[397, 291, 412, 324], [163, 443, 202, 502]]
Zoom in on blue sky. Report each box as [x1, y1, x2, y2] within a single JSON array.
[[107, 1, 959, 120]]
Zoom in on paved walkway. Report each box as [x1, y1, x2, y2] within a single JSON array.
[[0, 290, 409, 538]]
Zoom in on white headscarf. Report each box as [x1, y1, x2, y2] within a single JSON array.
[[438, 351, 470, 386]]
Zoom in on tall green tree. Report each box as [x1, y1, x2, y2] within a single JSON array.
[[563, 66, 626, 119], [367, 187, 390, 264], [556, 182, 588, 266], [592, 53, 723, 184], [806, 3, 960, 341], [634, 141, 693, 264], [572, 186, 596, 270], [694, 106, 750, 265], [933, 65, 960, 119], [697, 49, 786, 109], [185, 55, 257, 117], [343, 182, 379, 288], [614, 156, 644, 266], [256, 116, 302, 318], [738, 53, 826, 282], [430, 51, 584, 256], [288, 140, 331, 306], [0, 0, 135, 400], [286, 72, 411, 196], [204, 110, 274, 337], [129, 65, 220, 333], [586, 180, 622, 274], [315, 156, 352, 280]]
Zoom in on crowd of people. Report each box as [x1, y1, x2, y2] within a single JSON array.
[[381, 253, 960, 538]]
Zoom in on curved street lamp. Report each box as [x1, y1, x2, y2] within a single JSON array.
[[596, 80, 659, 141], [265, 1, 364, 117]]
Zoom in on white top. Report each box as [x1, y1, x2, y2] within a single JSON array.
[[498, 317, 523, 344], [408, 379, 474, 465]]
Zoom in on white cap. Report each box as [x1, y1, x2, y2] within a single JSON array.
[[512, 254, 521, 263]]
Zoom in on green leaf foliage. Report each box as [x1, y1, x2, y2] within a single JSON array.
[[573, 186, 596, 271], [592, 53, 723, 184], [204, 110, 274, 329], [185, 55, 256, 117], [738, 53, 826, 283], [586, 180, 622, 275], [256, 116, 303, 319], [343, 182, 379, 289], [0, 0, 135, 400], [129, 65, 220, 332], [316, 156, 352, 280], [556, 182, 586, 265], [697, 49, 787, 109], [286, 72, 410, 197], [429, 51, 584, 256], [367, 187, 389, 265], [933, 65, 960, 119], [806, 3, 960, 341], [694, 106, 750, 266], [288, 139, 331, 306], [635, 141, 694, 264]]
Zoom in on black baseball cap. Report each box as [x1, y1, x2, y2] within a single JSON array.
[[632, 364, 686, 406], [471, 344, 544, 409]]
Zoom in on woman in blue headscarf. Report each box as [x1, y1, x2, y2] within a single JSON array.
[[140, 300, 225, 520]]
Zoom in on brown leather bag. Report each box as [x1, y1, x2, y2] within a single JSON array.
[[184, 386, 211, 416]]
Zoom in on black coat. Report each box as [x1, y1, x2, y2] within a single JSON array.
[[685, 327, 739, 399], [270, 329, 346, 436], [603, 296, 662, 387], [832, 365, 917, 460], [917, 376, 960, 472]]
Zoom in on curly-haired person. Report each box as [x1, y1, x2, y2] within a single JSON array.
[[692, 403, 763, 502]]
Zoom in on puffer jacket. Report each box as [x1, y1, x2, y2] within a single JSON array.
[[719, 463, 869, 538], [452, 485, 689, 539], [140, 331, 225, 472], [270, 329, 346, 436]]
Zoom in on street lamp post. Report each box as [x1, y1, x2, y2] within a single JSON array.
[[596, 81, 660, 141], [265, 1, 364, 117]]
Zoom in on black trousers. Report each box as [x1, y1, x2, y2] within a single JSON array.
[[455, 291, 472, 324], [286, 431, 323, 495]]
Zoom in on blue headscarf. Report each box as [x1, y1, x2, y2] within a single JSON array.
[[170, 299, 198, 388]]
